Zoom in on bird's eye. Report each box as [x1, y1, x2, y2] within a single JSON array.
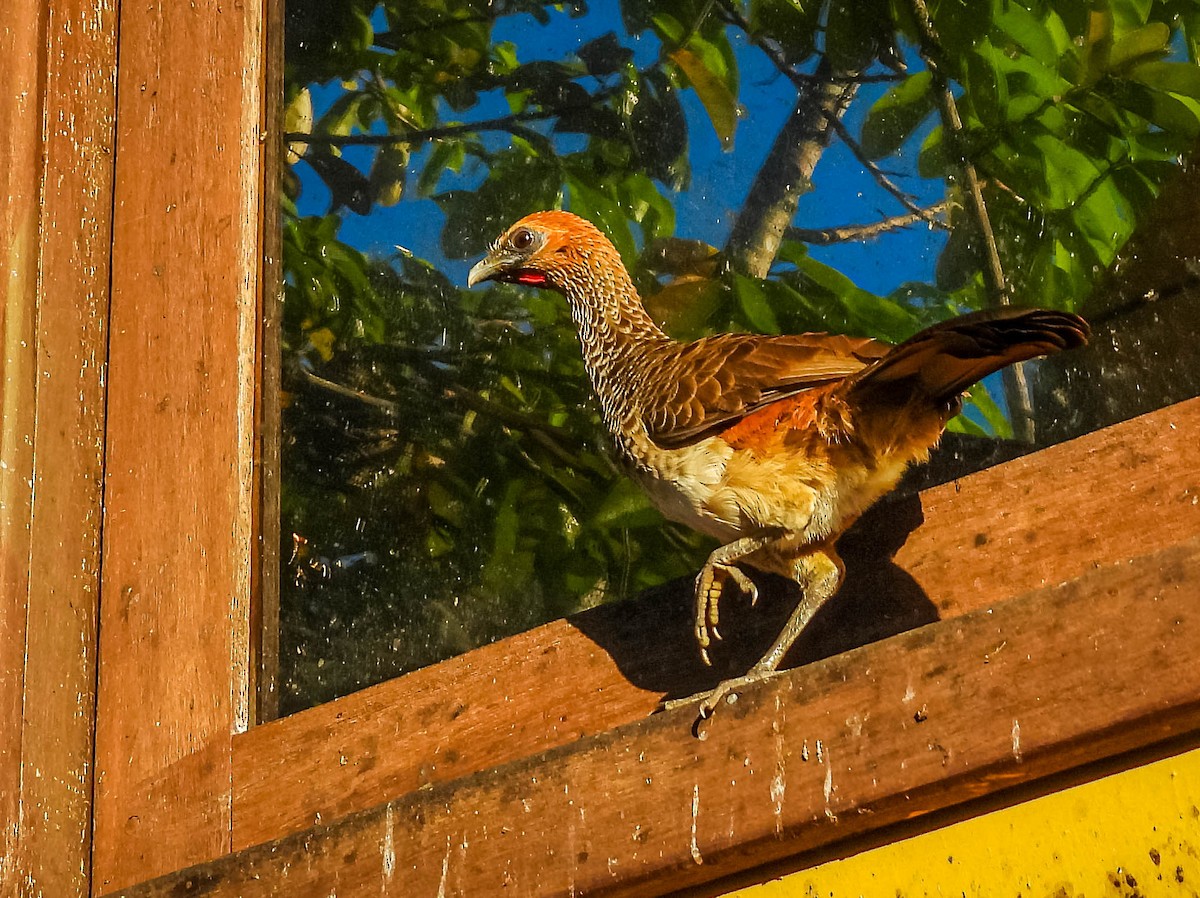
[[510, 227, 535, 251]]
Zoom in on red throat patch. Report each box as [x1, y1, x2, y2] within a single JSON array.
[[516, 271, 548, 286]]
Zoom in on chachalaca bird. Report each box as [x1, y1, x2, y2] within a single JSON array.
[[469, 210, 1089, 718]]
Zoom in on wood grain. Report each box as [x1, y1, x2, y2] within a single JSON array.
[[119, 535, 1200, 898], [231, 397, 1200, 849], [91, 1, 267, 891], [0, 3, 47, 891], [15, 2, 117, 896], [254, 0, 286, 725]]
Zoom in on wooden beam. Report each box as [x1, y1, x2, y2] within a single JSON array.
[[0, 1, 49, 888], [231, 397, 1200, 849], [115, 534, 1200, 898], [16, 2, 118, 896], [1, 3, 116, 896], [91, 1, 268, 891]]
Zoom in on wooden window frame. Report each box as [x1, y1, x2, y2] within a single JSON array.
[[3, 2, 1199, 897]]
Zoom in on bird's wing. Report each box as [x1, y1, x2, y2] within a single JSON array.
[[641, 332, 892, 449]]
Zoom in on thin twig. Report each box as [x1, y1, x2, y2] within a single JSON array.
[[907, 0, 1036, 443], [300, 357, 594, 474], [373, 0, 565, 46], [718, 0, 936, 225], [287, 110, 553, 148], [300, 368, 400, 413], [824, 114, 943, 224], [787, 202, 948, 245], [907, 0, 1006, 302]]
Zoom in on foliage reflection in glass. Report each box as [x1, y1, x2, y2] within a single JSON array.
[[279, 0, 1200, 712]]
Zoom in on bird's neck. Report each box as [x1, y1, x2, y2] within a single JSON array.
[[558, 260, 669, 435]]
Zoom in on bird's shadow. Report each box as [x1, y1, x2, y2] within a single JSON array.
[[569, 492, 937, 702]]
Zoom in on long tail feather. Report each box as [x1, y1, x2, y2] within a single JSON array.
[[848, 308, 1090, 405]]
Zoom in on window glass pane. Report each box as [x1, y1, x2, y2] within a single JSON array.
[[277, 0, 1200, 714]]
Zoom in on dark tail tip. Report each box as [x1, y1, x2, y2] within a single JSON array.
[[852, 307, 1091, 404]]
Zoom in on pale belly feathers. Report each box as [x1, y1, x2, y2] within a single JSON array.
[[627, 432, 913, 549]]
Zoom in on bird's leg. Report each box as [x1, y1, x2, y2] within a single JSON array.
[[666, 546, 845, 723], [751, 547, 844, 675], [693, 532, 781, 666]]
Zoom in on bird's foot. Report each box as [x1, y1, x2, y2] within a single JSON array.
[[659, 667, 784, 737], [693, 563, 758, 666]]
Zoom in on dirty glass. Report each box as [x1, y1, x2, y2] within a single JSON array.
[[276, 0, 1200, 714]]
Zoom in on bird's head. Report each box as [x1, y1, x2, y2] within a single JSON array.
[[467, 210, 612, 293]]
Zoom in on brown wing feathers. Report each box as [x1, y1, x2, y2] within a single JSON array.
[[646, 308, 1088, 449], [644, 332, 889, 448]]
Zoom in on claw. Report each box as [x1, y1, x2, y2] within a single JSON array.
[[726, 566, 759, 606], [692, 562, 757, 665], [657, 667, 785, 734]]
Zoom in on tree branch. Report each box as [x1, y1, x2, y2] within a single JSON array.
[[718, 0, 937, 274], [286, 110, 554, 148], [725, 58, 860, 277], [786, 202, 948, 245], [300, 367, 399, 413]]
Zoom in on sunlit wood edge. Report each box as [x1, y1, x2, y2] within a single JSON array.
[[112, 528, 1200, 897]]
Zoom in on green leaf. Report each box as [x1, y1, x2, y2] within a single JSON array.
[[316, 91, 368, 138], [917, 124, 947, 178], [748, 0, 819, 61], [825, 0, 886, 71], [436, 150, 561, 259], [1111, 0, 1154, 30], [669, 43, 739, 146], [994, 2, 1061, 67], [861, 70, 936, 159], [793, 257, 919, 340], [944, 412, 989, 437], [1129, 60, 1200, 100], [1115, 80, 1200, 138], [1079, 6, 1115, 85], [966, 381, 1012, 439], [369, 144, 408, 207], [416, 140, 466, 197], [965, 39, 1010, 128], [617, 171, 676, 239], [1029, 130, 1104, 209], [566, 173, 638, 263], [577, 32, 633, 77], [627, 70, 688, 185], [593, 478, 660, 528], [732, 274, 781, 333], [1108, 21, 1171, 71]]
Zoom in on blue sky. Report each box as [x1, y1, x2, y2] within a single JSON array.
[[297, 3, 948, 299]]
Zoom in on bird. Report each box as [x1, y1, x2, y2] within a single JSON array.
[[468, 210, 1089, 719]]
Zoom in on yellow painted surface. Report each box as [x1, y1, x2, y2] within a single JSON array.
[[728, 748, 1200, 898]]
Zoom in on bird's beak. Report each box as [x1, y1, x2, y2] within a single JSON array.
[[467, 253, 505, 288]]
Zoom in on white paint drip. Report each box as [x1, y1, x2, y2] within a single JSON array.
[[689, 784, 704, 865], [381, 804, 395, 883], [1011, 719, 1023, 762], [436, 836, 451, 898], [771, 705, 786, 836], [822, 746, 837, 822], [770, 761, 786, 836]]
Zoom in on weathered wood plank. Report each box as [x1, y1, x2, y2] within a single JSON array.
[[0, 3, 48, 891], [16, 2, 118, 896], [231, 397, 1200, 849], [253, 0, 286, 725], [91, 1, 268, 891], [119, 535, 1200, 898]]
